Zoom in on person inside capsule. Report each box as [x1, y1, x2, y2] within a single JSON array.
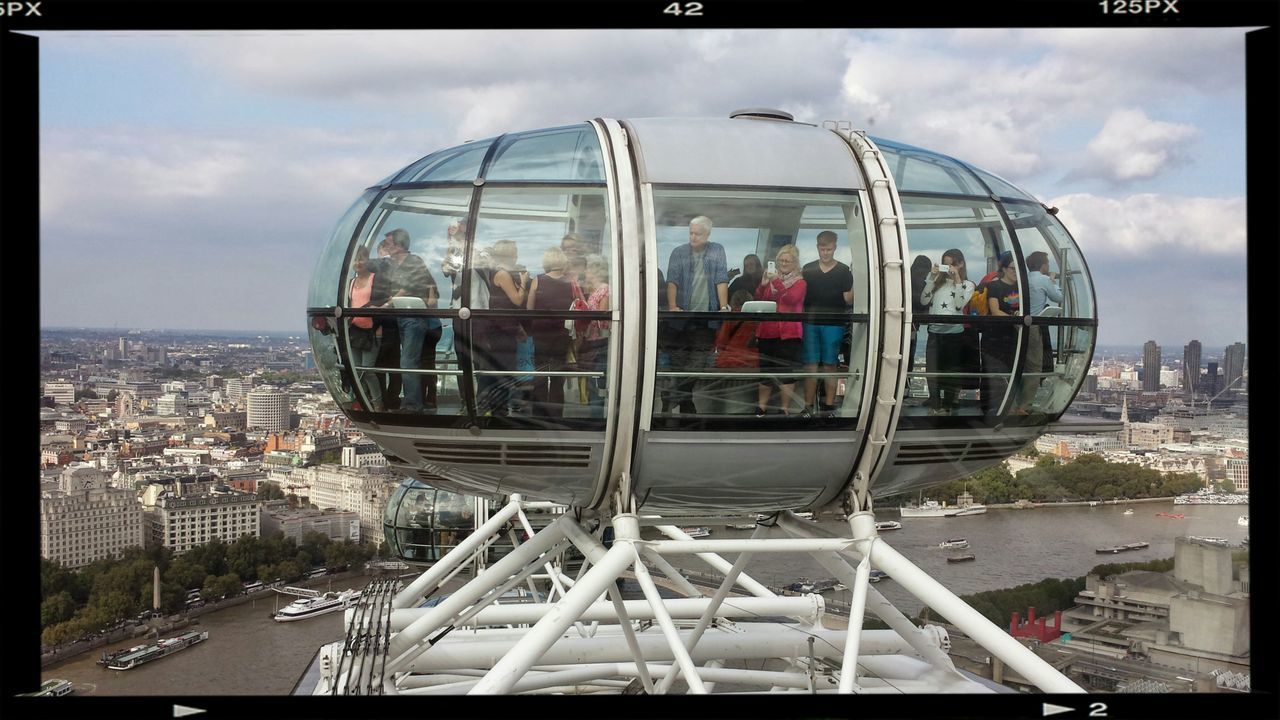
[[370, 228, 440, 414], [801, 231, 854, 416], [474, 239, 528, 416], [921, 248, 975, 415], [664, 216, 730, 415], [526, 246, 575, 418], [754, 244, 807, 416]]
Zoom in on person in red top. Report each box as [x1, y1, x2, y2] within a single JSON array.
[[753, 245, 807, 416], [710, 289, 759, 414]]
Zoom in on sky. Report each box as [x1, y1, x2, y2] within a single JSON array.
[[31, 28, 1252, 349]]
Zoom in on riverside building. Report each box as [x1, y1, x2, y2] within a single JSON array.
[[146, 484, 261, 555], [40, 486, 145, 570]]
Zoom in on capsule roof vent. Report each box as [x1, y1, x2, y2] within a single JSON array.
[[729, 108, 794, 122]]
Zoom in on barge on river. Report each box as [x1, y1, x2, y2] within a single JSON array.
[[1095, 541, 1149, 554], [99, 629, 208, 670]]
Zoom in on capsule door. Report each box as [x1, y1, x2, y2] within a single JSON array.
[[621, 117, 875, 515]]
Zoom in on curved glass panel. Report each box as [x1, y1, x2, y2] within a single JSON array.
[[1027, 324, 1094, 417], [874, 139, 987, 196], [901, 195, 1017, 418], [307, 319, 355, 413], [968, 166, 1038, 202], [468, 185, 613, 423], [485, 124, 605, 182], [652, 188, 869, 425], [342, 188, 472, 417], [1003, 201, 1095, 320], [382, 478, 477, 562], [395, 137, 496, 183], [308, 190, 377, 308]]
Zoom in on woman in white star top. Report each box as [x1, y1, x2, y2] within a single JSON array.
[[919, 248, 976, 415]]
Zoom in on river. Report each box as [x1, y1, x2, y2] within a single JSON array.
[[41, 501, 1247, 696]]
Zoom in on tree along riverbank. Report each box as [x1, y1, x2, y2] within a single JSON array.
[[984, 495, 1175, 509], [39, 568, 367, 668]]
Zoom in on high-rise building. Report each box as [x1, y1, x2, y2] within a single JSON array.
[[246, 387, 290, 432], [1205, 362, 1219, 397], [1182, 340, 1201, 397], [1142, 341, 1161, 392], [1223, 342, 1246, 393], [118, 337, 129, 356]]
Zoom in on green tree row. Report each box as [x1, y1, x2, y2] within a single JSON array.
[[883, 453, 1205, 507], [927, 557, 1178, 627], [40, 531, 376, 646]]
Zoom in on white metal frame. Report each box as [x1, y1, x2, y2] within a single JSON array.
[[317, 493, 1084, 696]]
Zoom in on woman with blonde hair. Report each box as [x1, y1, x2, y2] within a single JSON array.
[[575, 254, 611, 417], [753, 245, 807, 416]]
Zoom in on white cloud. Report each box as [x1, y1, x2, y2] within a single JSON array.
[[1052, 192, 1246, 257], [1083, 109, 1197, 182]]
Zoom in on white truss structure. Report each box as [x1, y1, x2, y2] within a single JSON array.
[[314, 493, 1086, 695]]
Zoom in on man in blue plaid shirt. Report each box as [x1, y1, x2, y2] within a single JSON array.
[[663, 215, 730, 414]]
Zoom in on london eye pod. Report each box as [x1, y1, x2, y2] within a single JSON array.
[[307, 110, 1099, 521], [305, 112, 1100, 695]]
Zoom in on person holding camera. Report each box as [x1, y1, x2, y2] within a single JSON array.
[[920, 248, 975, 415]]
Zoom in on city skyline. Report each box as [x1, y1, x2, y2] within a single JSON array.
[[31, 28, 1252, 345]]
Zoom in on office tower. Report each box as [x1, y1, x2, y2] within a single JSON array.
[[1223, 342, 1246, 393], [246, 387, 290, 432], [1205, 362, 1219, 397], [118, 336, 129, 356], [1182, 340, 1201, 397], [1142, 341, 1161, 391]]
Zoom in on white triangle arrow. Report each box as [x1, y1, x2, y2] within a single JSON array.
[[174, 705, 207, 718], [1042, 702, 1074, 717]]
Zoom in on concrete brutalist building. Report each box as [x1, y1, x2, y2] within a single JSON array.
[[1060, 536, 1249, 675]]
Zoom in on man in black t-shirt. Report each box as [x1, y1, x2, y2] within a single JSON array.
[[801, 231, 855, 415]]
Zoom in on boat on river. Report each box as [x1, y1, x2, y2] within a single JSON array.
[[679, 526, 711, 539], [937, 538, 969, 549], [1238, 515, 1249, 527], [23, 679, 73, 696], [1174, 489, 1248, 505], [99, 630, 208, 670], [874, 520, 902, 531], [900, 490, 986, 518], [1155, 512, 1185, 519], [273, 589, 361, 622], [1122, 508, 1134, 516], [1096, 541, 1149, 554], [946, 554, 976, 563]]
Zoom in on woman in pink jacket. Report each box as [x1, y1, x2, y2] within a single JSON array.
[[754, 245, 807, 416]]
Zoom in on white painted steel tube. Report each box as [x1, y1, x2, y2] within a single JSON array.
[[636, 546, 707, 597], [392, 495, 525, 608], [469, 539, 639, 694], [632, 553, 707, 694], [651, 526, 776, 597], [647, 538, 857, 554], [386, 513, 574, 667], [405, 627, 919, 672], [776, 513, 961, 672], [838, 541, 874, 693], [867, 540, 1085, 693], [387, 596, 821, 631]]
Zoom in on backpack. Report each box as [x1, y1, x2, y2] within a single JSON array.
[[969, 282, 991, 316]]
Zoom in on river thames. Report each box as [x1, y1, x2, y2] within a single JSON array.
[[41, 501, 1247, 696]]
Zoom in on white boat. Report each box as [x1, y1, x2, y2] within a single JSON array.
[[1238, 515, 1249, 527], [727, 521, 757, 530], [937, 538, 969, 549], [679, 526, 711, 539], [273, 589, 361, 622], [25, 679, 73, 697], [900, 490, 986, 518], [874, 520, 902, 531], [1122, 508, 1135, 516], [793, 511, 815, 521], [1174, 489, 1248, 505], [1186, 535, 1230, 547]]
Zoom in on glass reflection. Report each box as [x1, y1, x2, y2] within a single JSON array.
[[383, 478, 477, 563]]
